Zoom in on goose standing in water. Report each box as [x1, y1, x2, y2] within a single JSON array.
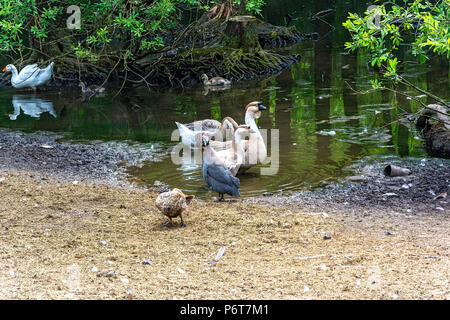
[[202, 135, 240, 201], [175, 100, 266, 150], [176, 116, 237, 147], [202, 101, 267, 174], [201, 74, 231, 86], [208, 101, 267, 153], [238, 101, 268, 173], [214, 125, 254, 176], [155, 188, 195, 227], [2, 62, 54, 91], [79, 81, 105, 94]]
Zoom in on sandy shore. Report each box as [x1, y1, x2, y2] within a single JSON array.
[[0, 169, 448, 299], [0, 129, 448, 299]]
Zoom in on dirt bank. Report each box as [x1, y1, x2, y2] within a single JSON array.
[[0, 130, 448, 299], [253, 155, 450, 215], [0, 129, 166, 189], [0, 169, 448, 300]]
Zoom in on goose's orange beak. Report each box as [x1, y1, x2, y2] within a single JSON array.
[[2, 67, 6, 72]]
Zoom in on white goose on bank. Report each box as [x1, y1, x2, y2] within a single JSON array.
[[199, 101, 267, 174], [2, 62, 54, 91]]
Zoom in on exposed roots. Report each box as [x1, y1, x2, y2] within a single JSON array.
[[0, 13, 312, 88], [140, 48, 299, 86]]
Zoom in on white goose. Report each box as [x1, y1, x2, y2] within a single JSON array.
[[175, 117, 236, 147], [2, 62, 54, 91], [214, 126, 254, 176], [235, 101, 268, 174], [175, 101, 268, 170]]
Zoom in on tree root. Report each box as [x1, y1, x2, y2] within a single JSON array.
[[137, 48, 299, 86]]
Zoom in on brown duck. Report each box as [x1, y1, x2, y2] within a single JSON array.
[[155, 188, 195, 227]]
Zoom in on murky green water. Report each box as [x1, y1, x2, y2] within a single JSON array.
[[0, 1, 448, 197]]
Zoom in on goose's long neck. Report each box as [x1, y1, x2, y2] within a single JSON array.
[[222, 117, 239, 130], [205, 144, 215, 161], [245, 113, 260, 135], [221, 116, 238, 140], [233, 134, 244, 158], [9, 66, 18, 83], [232, 133, 238, 156]]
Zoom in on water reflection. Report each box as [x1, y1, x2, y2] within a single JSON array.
[[8, 95, 56, 120]]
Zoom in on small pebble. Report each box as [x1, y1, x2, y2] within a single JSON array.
[[141, 259, 152, 266], [315, 264, 327, 271], [323, 235, 332, 240]]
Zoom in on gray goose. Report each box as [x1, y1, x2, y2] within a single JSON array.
[[201, 135, 240, 201]]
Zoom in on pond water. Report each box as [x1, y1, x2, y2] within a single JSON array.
[[0, 1, 448, 197]]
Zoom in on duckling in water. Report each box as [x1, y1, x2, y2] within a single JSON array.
[[201, 74, 231, 86], [155, 188, 195, 227], [79, 81, 105, 94]]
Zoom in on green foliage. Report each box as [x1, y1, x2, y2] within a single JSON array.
[[343, 0, 450, 81], [243, 0, 266, 14], [0, 0, 266, 64]]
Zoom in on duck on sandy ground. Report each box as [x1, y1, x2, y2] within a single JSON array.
[[155, 188, 195, 227]]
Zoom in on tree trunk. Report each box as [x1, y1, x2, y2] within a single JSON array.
[[225, 16, 261, 52]]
